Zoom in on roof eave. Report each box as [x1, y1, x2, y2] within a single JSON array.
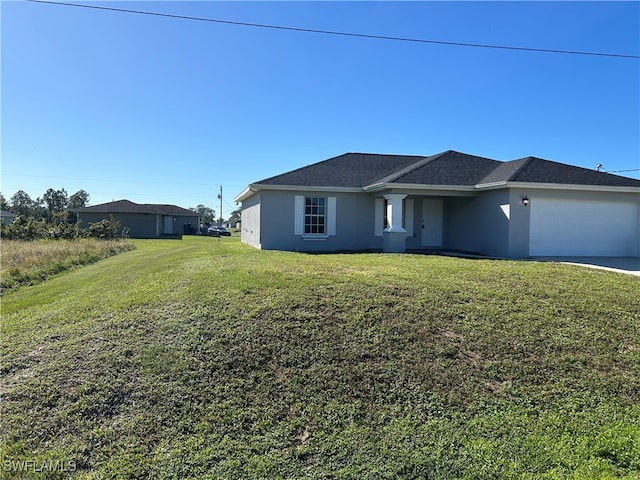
[[234, 186, 255, 203], [481, 181, 640, 193], [235, 184, 363, 202]]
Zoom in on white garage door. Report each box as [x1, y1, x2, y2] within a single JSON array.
[[529, 198, 639, 256]]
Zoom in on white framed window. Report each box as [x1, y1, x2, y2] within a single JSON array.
[[305, 196, 326, 234], [295, 195, 336, 237]]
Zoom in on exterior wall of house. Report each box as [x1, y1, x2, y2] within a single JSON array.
[[243, 187, 639, 257], [79, 212, 159, 238], [1, 213, 16, 225], [79, 212, 199, 238], [445, 190, 511, 257], [506, 188, 532, 258], [255, 190, 382, 252], [170, 215, 200, 235], [241, 193, 262, 248]]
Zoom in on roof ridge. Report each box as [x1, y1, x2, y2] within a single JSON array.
[[503, 157, 535, 181], [374, 151, 450, 184]]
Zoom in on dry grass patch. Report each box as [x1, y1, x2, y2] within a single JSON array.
[[1, 239, 134, 293]]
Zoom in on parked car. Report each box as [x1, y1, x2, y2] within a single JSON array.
[[208, 226, 231, 236]]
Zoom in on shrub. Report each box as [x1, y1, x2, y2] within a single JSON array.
[[1, 215, 47, 240], [87, 215, 128, 239]]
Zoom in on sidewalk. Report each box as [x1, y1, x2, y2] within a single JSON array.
[[534, 257, 640, 277]]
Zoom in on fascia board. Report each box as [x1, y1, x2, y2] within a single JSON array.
[[235, 184, 362, 202], [476, 181, 640, 193], [250, 184, 362, 194], [234, 186, 254, 203]]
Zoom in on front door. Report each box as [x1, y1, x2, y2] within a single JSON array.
[[421, 199, 443, 247], [163, 216, 173, 234]]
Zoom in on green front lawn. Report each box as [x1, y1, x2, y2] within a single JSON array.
[[1, 236, 639, 479]]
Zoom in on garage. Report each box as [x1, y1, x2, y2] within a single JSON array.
[[529, 197, 639, 257]]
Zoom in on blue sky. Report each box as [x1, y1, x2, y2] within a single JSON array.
[[2, 1, 639, 217]]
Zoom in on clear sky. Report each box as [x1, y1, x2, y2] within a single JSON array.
[[2, 1, 639, 217]]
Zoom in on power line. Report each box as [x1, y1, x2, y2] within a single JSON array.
[[27, 0, 640, 60], [1, 173, 247, 189]]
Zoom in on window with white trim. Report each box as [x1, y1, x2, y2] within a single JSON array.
[[295, 195, 336, 237], [304, 196, 326, 234]]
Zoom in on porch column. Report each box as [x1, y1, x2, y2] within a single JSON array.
[[383, 194, 407, 253]]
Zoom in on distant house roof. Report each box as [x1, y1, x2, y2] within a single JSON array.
[[77, 200, 195, 216], [237, 150, 640, 201], [1, 210, 16, 217]]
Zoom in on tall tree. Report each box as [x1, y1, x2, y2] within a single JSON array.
[[69, 190, 90, 209], [228, 208, 241, 225], [42, 188, 68, 220], [10, 190, 36, 216], [0, 193, 8, 211], [191, 204, 215, 225]]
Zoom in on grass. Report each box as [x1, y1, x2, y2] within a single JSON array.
[[1, 236, 639, 479], [0, 238, 135, 293]]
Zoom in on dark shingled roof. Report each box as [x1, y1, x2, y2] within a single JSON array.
[[506, 157, 640, 187], [78, 200, 195, 216], [388, 150, 502, 185], [256, 153, 426, 188], [253, 151, 640, 189]]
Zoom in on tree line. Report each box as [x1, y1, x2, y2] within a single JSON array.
[[1, 188, 239, 239], [0, 188, 123, 240], [1, 189, 89, 220]]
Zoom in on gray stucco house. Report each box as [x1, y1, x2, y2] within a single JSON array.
[[234, 150, 640, 258], [77, 200, 199, 238], [1, 209, 16, 225]]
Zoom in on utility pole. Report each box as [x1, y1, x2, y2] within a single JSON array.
[[217, 185, 223, 227]]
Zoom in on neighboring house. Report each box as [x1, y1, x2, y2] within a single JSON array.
[[77, 200, 200, 238], [1, 210, 16, 225], [234, 150, 640, 258]]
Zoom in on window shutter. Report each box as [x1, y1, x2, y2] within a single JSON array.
[[327, 197, 336, 236], [374, 198, 384, 237], [294, 195, 304, 235], [405, 199, 414, 237]]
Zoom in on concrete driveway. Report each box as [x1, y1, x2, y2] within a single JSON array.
[[534, 257, 640, 277]]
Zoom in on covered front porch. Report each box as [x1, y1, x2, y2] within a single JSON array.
[[374, 188, 524, 256]]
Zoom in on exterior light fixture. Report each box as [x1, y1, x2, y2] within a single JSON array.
[[522, 196, 530, 207]]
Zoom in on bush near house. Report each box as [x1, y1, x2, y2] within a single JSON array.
[[1, 213, 127, 241]]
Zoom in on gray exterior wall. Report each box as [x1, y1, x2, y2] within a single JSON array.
[[79, 212, 160, 238], [167, 215, 200, 235], [445, 189, 511, 257], [507, 188, 532, 258], [240, 186, 639, 258], [242, 189, 515, 255], [78, 212, 199, 238], [255, 190, 382, 252], [241, 193, 262, 248], [1, 212, 16, 226]]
